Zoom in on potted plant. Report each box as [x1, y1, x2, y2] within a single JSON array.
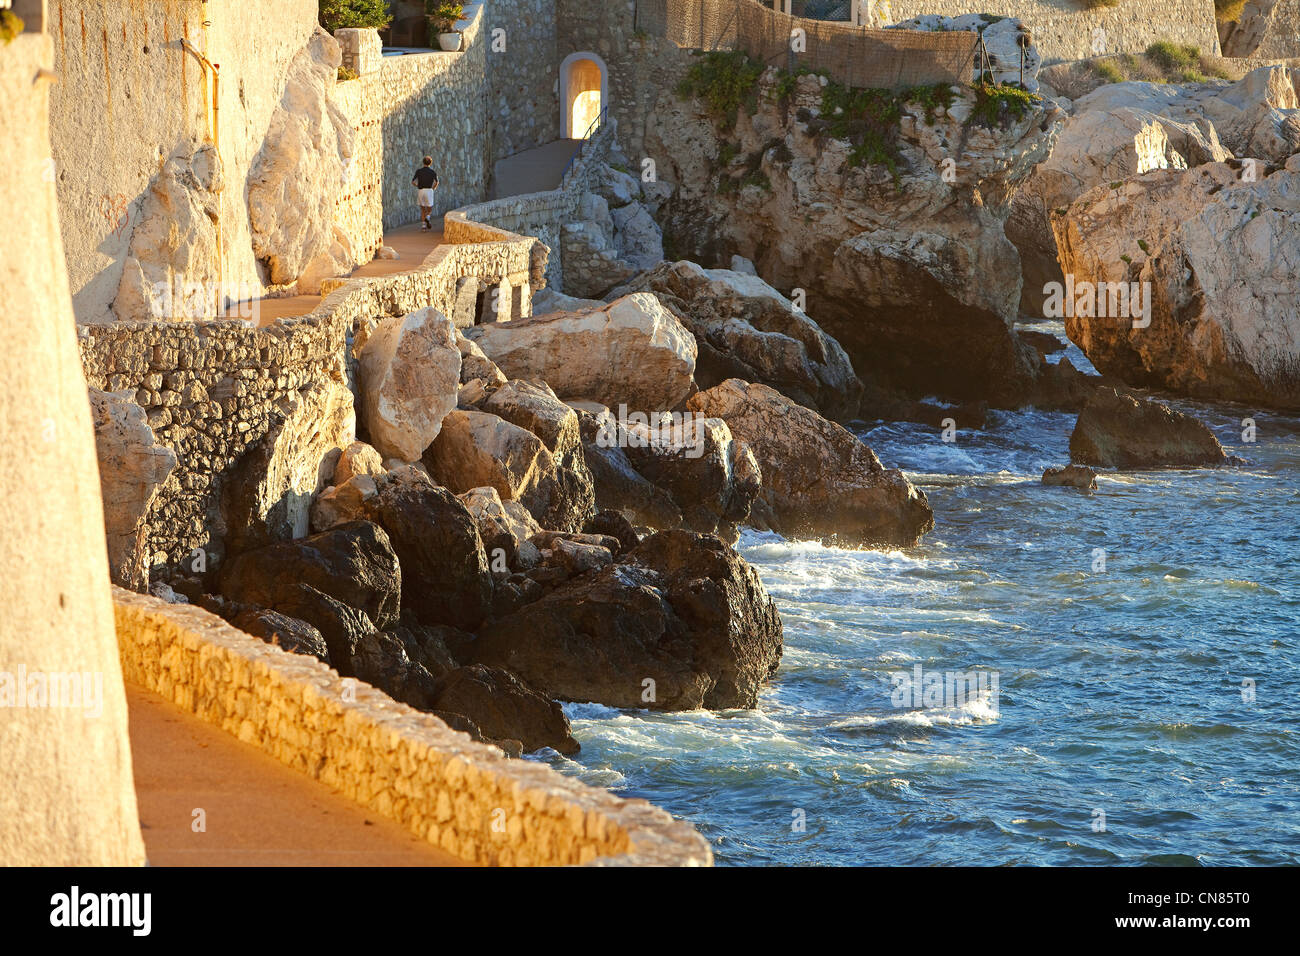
[[426, 1, 464, 51]]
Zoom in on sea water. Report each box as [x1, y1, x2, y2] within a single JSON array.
[[542, 334, 1300, 865]]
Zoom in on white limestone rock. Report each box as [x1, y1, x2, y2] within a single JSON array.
[[358, 307, 461, 461], [88, 389, 177, 589], [465, 293, 698, 410], [248, 26, 356, 292]]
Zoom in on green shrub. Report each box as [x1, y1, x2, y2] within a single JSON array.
[[1095, 60, 1125, 84], [1076, 0, 1120, 7], [426, 0, 464, 31], [318, 0, 392, 33], [1146, 41, 1200, 72], [677, 50, 765, 125], [338, 66, 360, 82], [968, 83, 1039, 130], [0, 10, 24, 44], [819, 82, 907, 181]]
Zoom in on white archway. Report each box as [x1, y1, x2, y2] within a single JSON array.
[[559, 52, 608, 139]]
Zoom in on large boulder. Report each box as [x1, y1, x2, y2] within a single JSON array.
[[363, 469, 493, 631], [1069, 388, 1229, 468], [466, 530, 782, 711], [423, 402, 594, 534], [689, 380, 933, 547], [112, 145, 225, 322], [357, 307, 461, 461], [248, 26, 356, 291], [482, 380, 595, 533], [229, 607, 330, 663], [349, 630, 441, 711], [1008, 104, 1226, 316], [218, 519, 401, 630], [570, 403, 684, 530], [87, 389, 177, 590], [427, 664, 579, 756], [465, 293, 698, 410], [587, 402, 761, 542], [222, 378, 355, 553], [612, 260, 863, 421], [1053, 159, 1300, 410]]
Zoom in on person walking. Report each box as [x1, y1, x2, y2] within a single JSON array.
[[412, 157, 440, 231]]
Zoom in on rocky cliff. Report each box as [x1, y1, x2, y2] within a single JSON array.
[[645, 53, 1064, 406]]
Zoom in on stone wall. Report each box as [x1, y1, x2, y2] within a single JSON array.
[[556, 0, 695, 165], [883, 0, 1221, 64], [452, 114, 616, 291], [78, 218, 544, 581], [486, 0, 561, 158], [331, 3, 492, 235], [48, 0, 320, 325], [113, 587, 712, 866]]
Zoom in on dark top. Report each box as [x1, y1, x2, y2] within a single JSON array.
[[413, 167, 439, 189]]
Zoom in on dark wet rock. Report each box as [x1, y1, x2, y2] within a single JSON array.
[[1041, 464, 1099, 490], [388, 617, 460, 681], [350, 630, 441, 711], [364, 470, 493, 631], [571, 404, 684, 529], [689, 380, 934, 547], [271, 583, 378, 674], [427, 664, 579, 756], [464, 530, 782, 712], [218, 520, 401, 630], [229, 608, 330, 662], [1070, 387, 1229, 468], [583, 510, 641, 554]]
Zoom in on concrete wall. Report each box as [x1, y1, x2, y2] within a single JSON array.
[[113, 587, 712, 866], [48, 0, 319, 325], [0, 25, 145, 867], [883, 0, 1221, 64]]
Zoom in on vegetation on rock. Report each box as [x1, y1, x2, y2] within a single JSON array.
[[677, 50, 765, 125], [318, 0, 392, 33], [0, 10, 23, 44]]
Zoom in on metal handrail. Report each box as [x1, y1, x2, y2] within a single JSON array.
[[559, 104, 610, 184]]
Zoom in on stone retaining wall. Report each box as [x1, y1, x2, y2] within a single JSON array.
[[113, 587, 712, 866], [487, 0, 562, 158], [78, 220, 545, 581], [452, 114, 616, 291], [882, 0, 1221, 64], [332, 3, 492, 236]]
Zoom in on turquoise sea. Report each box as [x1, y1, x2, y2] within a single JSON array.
[[543, 333, 1300, 865]]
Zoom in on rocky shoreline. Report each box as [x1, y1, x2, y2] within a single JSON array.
[[94, 26, 1300, 760]]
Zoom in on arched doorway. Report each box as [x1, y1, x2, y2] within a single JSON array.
[[560, 52, 608, 139]]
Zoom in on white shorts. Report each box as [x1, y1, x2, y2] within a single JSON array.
[[418, 188, 436, 208]]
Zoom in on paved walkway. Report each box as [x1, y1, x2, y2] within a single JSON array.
[[491, 139, 580, 198], [256, 221, 444, 325], [128, 682, 468, 866]]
